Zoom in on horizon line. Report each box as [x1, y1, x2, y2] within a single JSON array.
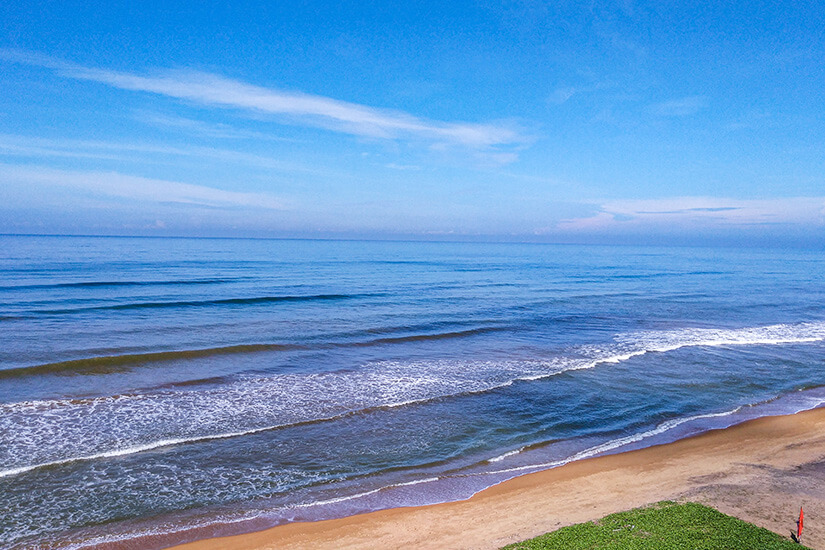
[[2, 232, 821, 251]]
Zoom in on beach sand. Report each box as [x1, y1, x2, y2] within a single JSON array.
[[172, 407, 825, 550]]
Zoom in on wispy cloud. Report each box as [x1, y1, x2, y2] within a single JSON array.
[[548, 86, 580, 105], [0, 163, 286, 210], [648, 96, 707, 117], [724, 110, 772, 131], [556, 197, 825, 232], [0, 133, 328, 175], [636, 206, 741, 214], [547, 81, 613, 105], [2, 49, 524, 150], [385, 163, 422, 171], [135, 112, 297, 141]]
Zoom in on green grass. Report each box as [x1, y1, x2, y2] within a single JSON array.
[[502, 501, 809, 550]]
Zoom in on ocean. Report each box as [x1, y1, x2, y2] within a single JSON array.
[[2, 235, 824, 549]]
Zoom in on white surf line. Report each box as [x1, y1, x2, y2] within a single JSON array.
[[482, 406, 746, 476], [597, 335, 825, 365], [393, 476, 441, 487], [0, 428, 274, 479], [290, 477, 442, 509], [290, 487, 386, 508], [516, 326, 825, 383], [488, 447, 525, 463]]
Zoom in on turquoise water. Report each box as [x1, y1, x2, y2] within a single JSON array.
[[1, 235, 824, 549]]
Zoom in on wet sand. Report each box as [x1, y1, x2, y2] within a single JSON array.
[[172, 407, 825, 550]]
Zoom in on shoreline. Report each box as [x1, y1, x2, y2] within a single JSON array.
[[170, 406, 825, 550]]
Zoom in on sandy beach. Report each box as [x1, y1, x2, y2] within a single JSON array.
[[172, 406, 825, 550]]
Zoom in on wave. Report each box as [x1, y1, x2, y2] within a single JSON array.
[[487, 448, 523, 463], [0, 278, 239, 291], [352, 326, 508, 346], [2, 321, 824, 478], [0, 344, 305, 378], [357, 319, 502, 336], [587, 322, 825, 364], [2, 326, 508, 378], [34, 293, 375, 315]]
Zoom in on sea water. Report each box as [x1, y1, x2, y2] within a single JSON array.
[[1, 235, 824, 549]]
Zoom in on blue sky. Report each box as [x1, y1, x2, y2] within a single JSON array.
[[1, 1, 823, 246]]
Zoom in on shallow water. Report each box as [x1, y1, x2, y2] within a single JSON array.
[[1, 236, 824, 549]]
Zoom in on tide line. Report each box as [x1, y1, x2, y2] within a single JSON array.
[[0, 430, 269, 479], [482, 406, 747, 476], [291, 477, 441, 509]]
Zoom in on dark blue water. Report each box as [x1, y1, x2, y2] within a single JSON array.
[[2, 235, 824, 549]]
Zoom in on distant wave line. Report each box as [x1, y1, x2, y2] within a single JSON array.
[[0, 277, 240, 291], [1, 327, 508, 378], [350, 326, 508, 346], [0, 344, 307, 378], [30, 292, 380, 315]]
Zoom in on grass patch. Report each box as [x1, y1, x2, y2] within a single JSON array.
[[502, 501, 808, 549]]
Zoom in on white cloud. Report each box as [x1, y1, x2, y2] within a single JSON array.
[[3, 50, 523, 150], [0, 163, 286, 210], [557, 196, 825, 232], [648, 96, 707, 117], [135, 112, 296, 141], [548, 86, 579, 105], [385, 163, 422, 171], [0, 133, 327, 175], [547, 82, 612, 106]]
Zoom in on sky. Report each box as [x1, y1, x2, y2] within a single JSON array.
[[1, 1, 823, 246]]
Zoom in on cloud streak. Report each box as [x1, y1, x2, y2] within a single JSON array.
[[556, 197, 825, 232], [135, 112, 297, 141], [0, 163, 286, 210], [0, 133, 333, 176], [3, 50, 523, 149], [648, 96, 707, 117]]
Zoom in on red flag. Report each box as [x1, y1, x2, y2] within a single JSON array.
[[798, 507, 804, 539]]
